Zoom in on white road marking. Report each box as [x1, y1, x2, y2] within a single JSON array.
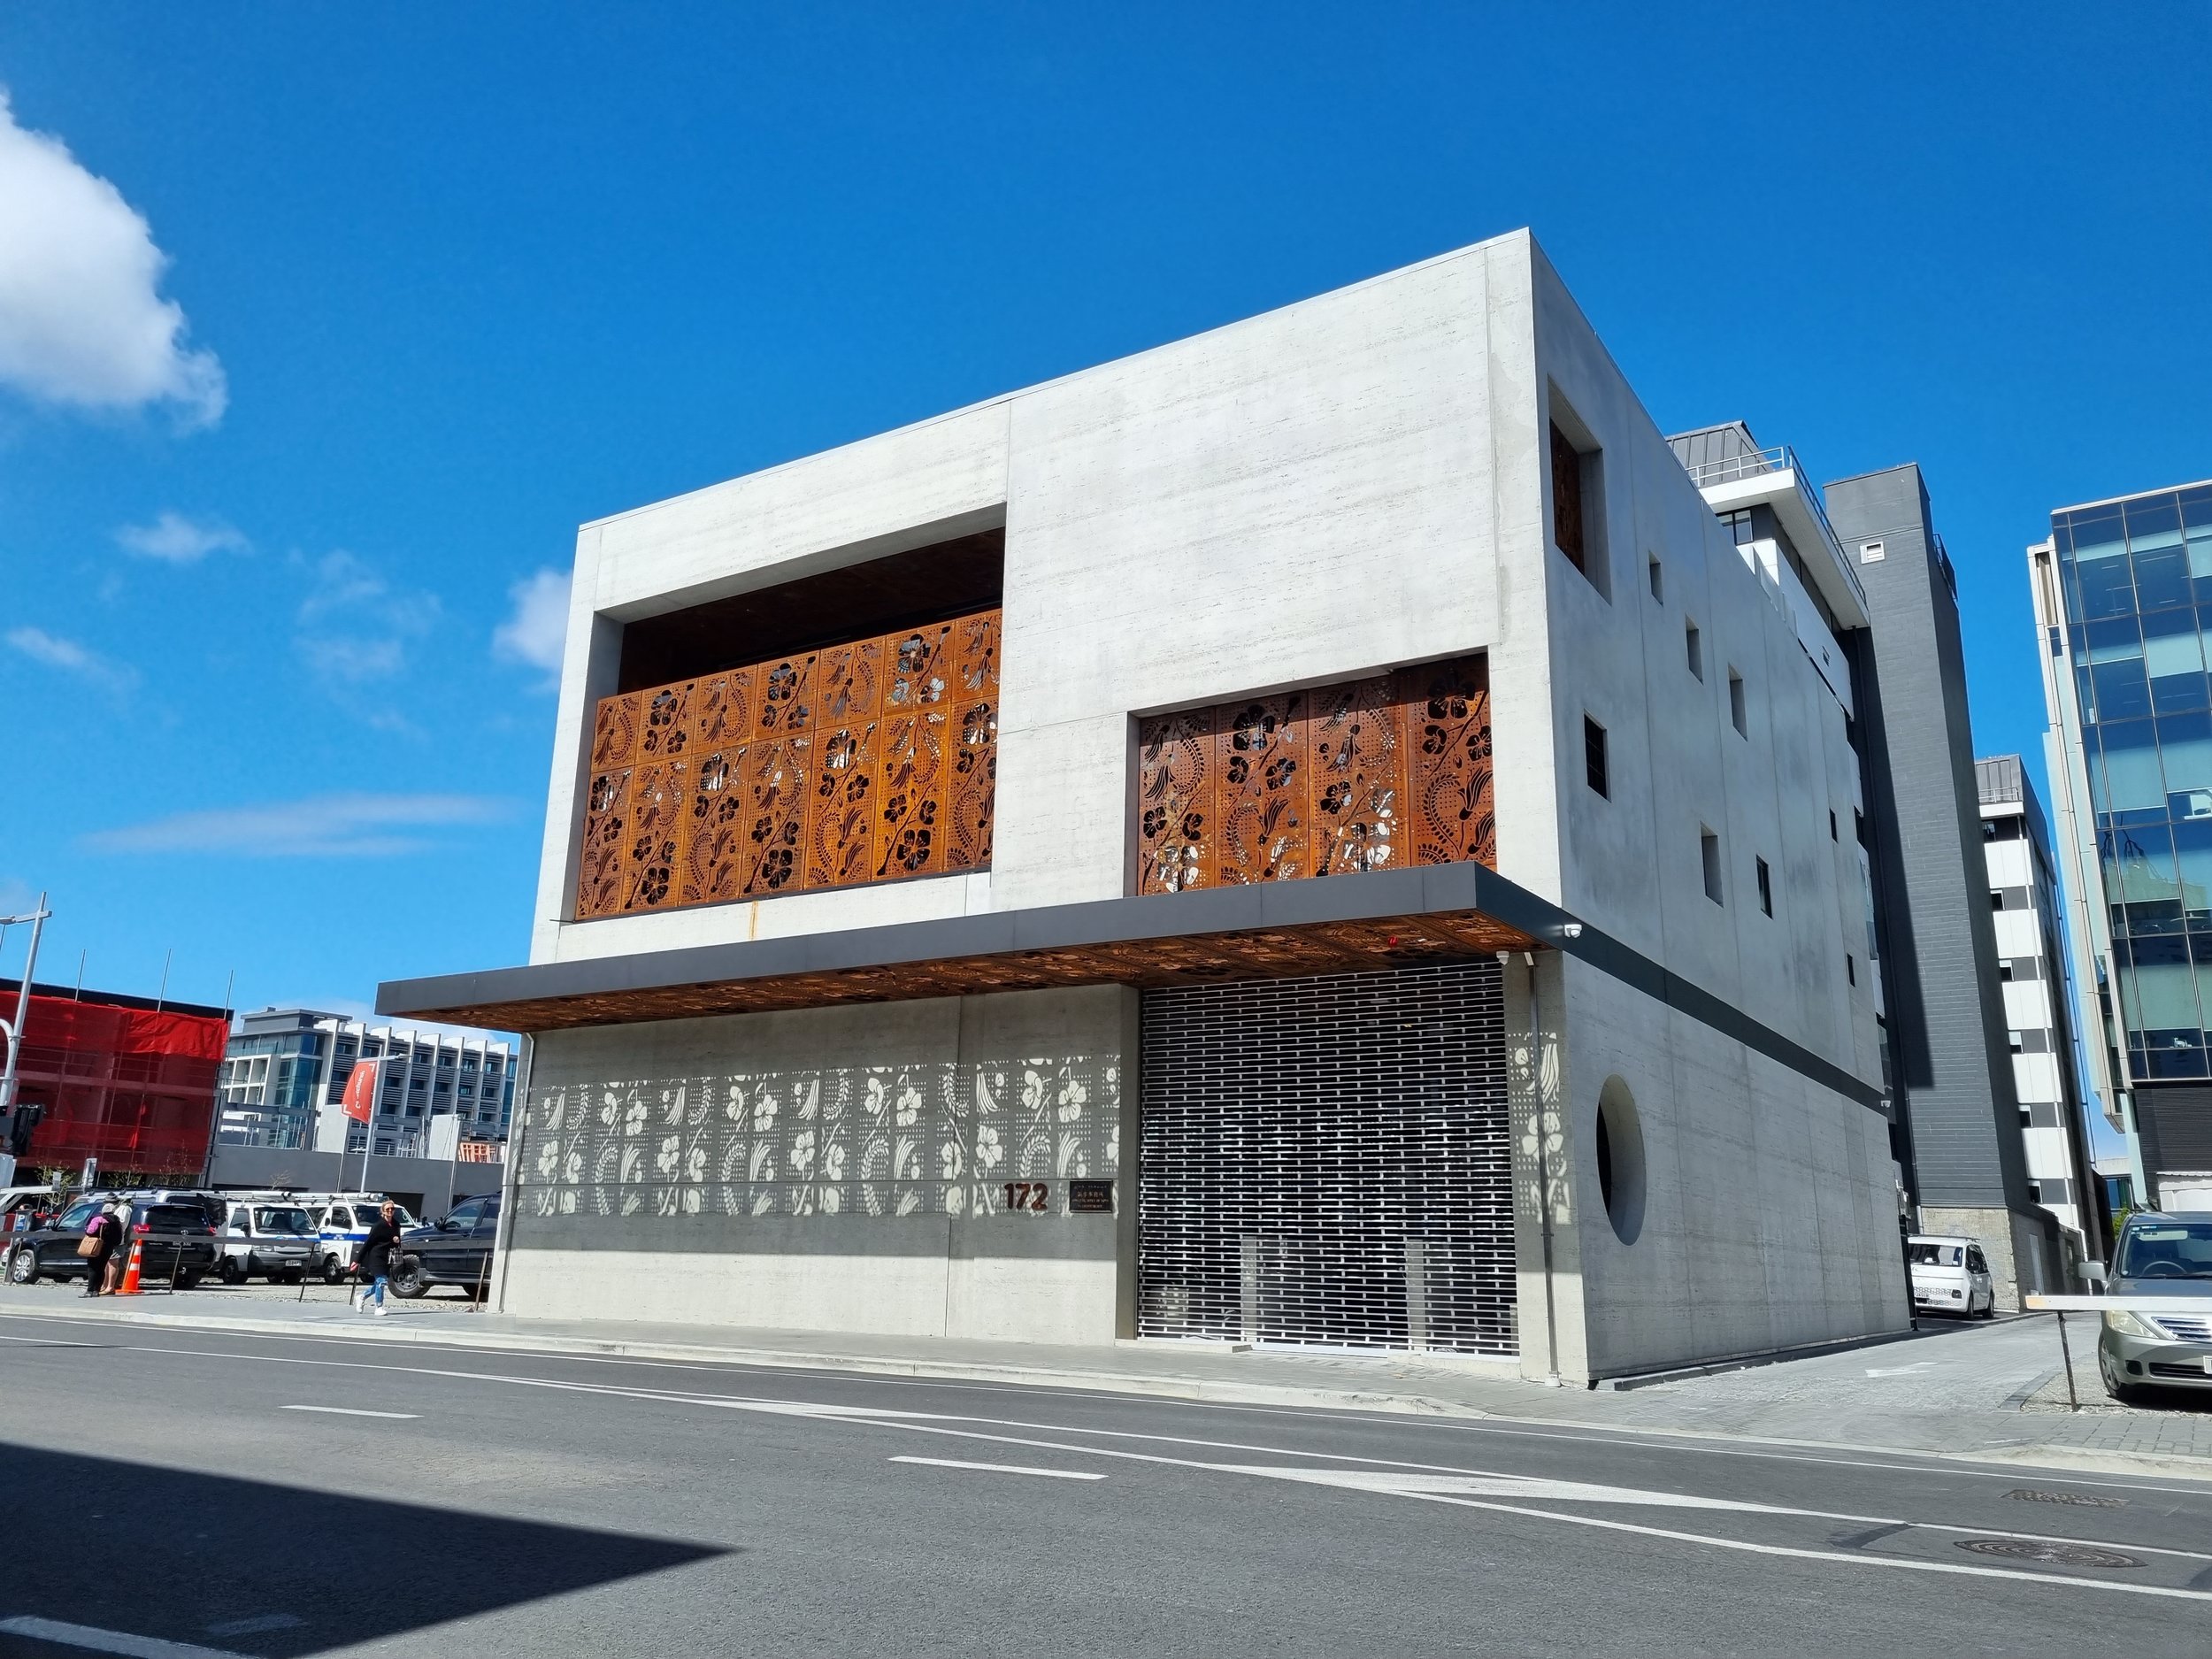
[[891, 1455, 1105, 1481], [279, 1403, 419, 1419], [4, 1312, 2198, 1499], [0, 1615, 244, 1658], [204, 1614, 303, 1637], [10, 1315, 2212, 1594], [1865, 1363, 1937, 1377]]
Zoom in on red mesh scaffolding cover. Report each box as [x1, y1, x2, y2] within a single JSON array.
[[12, 994, 226, 1177]]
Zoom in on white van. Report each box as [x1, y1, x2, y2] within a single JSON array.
[[302, 1194, 415, 1283], [214, 1194, 319, 1285], [1907, 1233, 1995, 1318]]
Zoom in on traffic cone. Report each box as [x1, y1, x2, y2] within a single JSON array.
[[117, 1240, 144, 1295]]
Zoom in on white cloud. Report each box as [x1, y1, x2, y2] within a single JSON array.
[[83, 792, 511, 857], [0, 88, 225, 426], [5, 624, 137, 693], [294, 550, 441, 687], [492, 568, 569, 688], [115, 510, 247, 564]]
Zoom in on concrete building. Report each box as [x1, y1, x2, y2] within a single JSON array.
[[1664, 439, 2063, 1304], [2031, 479, 2212, 1214], [220, 1008, 515, 1155], [1976, 754, 2102, 1260], [381, 230, 1911, 1382]]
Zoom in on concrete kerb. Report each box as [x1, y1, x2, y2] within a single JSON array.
[[0, 1302, 1492, 1421], [9, 1301, 2212, 1487]]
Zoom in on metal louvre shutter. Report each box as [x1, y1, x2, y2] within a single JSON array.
[[1139, 960, 1516, 1356]]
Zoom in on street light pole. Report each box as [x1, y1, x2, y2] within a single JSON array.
[[0, 892, 53, 1133]]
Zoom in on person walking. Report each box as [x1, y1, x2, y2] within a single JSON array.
[[354, 1199, 401, 1316], [80, 1199, 126, 1298]]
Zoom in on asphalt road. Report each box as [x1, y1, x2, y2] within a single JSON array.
[[0, 1310, 2208, 1657]]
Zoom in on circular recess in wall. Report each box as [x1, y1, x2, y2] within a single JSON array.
[[1595, 1076, 1647, 1246]]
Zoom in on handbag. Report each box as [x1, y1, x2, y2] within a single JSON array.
[[76, 1222, 104, 1259]]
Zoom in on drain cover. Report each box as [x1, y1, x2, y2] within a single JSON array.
[[1955, 1537, 2144, 1570]]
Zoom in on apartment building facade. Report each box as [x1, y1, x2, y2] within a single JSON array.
[[1977, 754, 2102, 1257], [219, 1007, 515, 1155], [381, 231, 1910, 1381]]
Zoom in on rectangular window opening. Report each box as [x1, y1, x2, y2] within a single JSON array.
[[1686, 619, 1704, 681], [1847, 953, 1856, 986], [1756, 856, 1773, 917], [1584, 715, 1609, 798], [1647, 554, 1663, 603], [1548, 400, 1609, 599], [1829, 809, 1839, 841], [1728, 670, 1747, 736], [1701, 827, 1724, 904]]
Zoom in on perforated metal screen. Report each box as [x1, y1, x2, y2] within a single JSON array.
[[1138, 961, 1517, 1356]]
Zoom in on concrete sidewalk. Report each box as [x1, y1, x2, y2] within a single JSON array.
[[5, 1281, 2209, 1481]]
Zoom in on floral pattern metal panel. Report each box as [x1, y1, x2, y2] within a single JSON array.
[[572, 610, 1001, 919], [946, 610, 1000, 872], [1396, 656, 1495, 869], [1309, 675, 1403, 876], [515, 1048, 1118, 1225], [1133, 653, 1490, 895]]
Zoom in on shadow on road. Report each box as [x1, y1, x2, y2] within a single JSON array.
[[0, 1441, 726, 1656]]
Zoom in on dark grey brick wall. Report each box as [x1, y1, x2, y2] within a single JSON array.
[[1829, 465, 2033, 1210]]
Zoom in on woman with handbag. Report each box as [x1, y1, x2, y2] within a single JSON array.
[[77, 1199, 125, 1297]]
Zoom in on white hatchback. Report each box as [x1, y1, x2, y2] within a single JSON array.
[[1908, 1233, 1995, 1318]]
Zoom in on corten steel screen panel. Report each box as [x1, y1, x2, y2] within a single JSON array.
[[577, 609, 1000, 919], [1134, 654, 1494, 893], [1138, 961, 1515, 1356]]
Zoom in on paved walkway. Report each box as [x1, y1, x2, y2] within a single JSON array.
[[5, 1279, 2209, 1479]]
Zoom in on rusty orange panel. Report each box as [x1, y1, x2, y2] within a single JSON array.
[[575, 765, 632, 918], [1215, 692, 1308, 883], [1398, 656, 1494, 869], [619, 758, 685, 911], [741, 735, 810, 895], [1134, 707, 1214, 894], [876, 622, 953, 879], [1310, 675, 1404, 876], [944, 610, 1000, 872], [810, 635, 883, 889], [680, 746, 747, 906]]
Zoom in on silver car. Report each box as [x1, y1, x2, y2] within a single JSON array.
[[2098, 1211, 2212, 1402]]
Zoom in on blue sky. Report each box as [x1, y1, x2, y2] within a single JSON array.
[[0, 4, 2208, 1028]]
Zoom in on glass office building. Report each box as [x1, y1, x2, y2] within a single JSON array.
[[2047, 482, 2212, 1081]]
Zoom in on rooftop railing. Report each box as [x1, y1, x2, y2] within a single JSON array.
[[1680, 442, 1862, 607]]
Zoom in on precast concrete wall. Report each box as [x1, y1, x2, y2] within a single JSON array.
[[504, 985, 1137, 1342]]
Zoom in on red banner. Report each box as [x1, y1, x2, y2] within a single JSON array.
[[340, 1058, 380, 1125]]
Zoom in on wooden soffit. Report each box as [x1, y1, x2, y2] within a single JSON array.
[[379, 864, 1553, 1034]]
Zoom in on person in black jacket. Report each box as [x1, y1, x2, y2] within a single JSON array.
[[354, 1200, 401, 1317]]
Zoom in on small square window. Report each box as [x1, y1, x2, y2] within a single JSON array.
[[1756, 856, 1773, 917], [1686, 620, 1704, 681], [1999, 959, 2015, 981], [1701, 828, 1723, 904], [2008, 1030, 2025, 1054], [1584, 716, 1609, 798], [1990, 891, 2005, 912], [1728, 670, 1747, 736], [1647, 555, 1663, 603]]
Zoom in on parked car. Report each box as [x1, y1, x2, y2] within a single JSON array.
[[391, 1194, 501, 1299], [2097, 1210, 2212, 1403], [303, 1194, 416, 1284], [3, 1194, 219, 1288], [1, 1187, 58, 1234], [1907, 1234, 1995, 1318], [214, 1196, 319, 1284]]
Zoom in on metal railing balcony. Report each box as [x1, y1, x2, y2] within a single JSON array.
[[1680, 442, 1863, 613]]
